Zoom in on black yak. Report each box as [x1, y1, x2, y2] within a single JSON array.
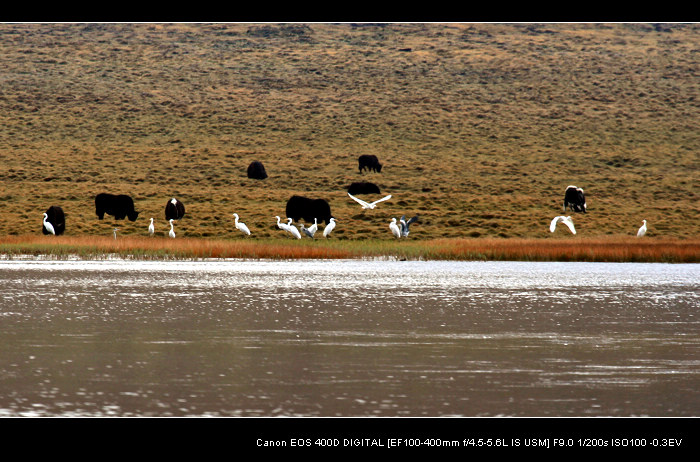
[[358, 154, 382, 173], [285, 195, 333, 225], [95, 193, 139, 221], [247, 161, 268, 180], [165, 198, 185, 221], [348, 182, 381, 195], [563, 185, 587, 213], [42, 205, 65, 235]]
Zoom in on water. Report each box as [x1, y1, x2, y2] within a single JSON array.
[[0, 259, 698, 417]]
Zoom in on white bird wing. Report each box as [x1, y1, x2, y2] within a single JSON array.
[[562, 217, 576, 234], [549, 216, 561, 233], [308, 219, 318, 234], [348, 193, 371, 208], [370, 195, 392, 206]]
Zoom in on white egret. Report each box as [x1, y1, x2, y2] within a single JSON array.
[[42, 213, 55, 236], [347, 192, 392, 210], [275, 216, 298, 238], [286, 218, 302, 239], [276, 216, 291, 235], [637, 220, 647, 237], [399, 215, 419, 237], [233, 213, 251, 236], [549, 216, 576, 235], [148, 218, 155, 236], [113, 228, 119, 240], [389, 218, 401, 238], [308, 218, 318, 236], [168, 219, 176, 238], [323, 217, 336, 238]]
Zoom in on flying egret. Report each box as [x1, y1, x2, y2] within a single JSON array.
[[347, 193, 392, 210], [389, 218, 401, 238], [42, 213, 55, 236], [399, 215, 419, 237], [637, 220, 647, 237], [148, 218, 155, 236], [168, 219, 176, 238], [323, 217, 336, 238], [549, 216, 576, 235], [233, 213, 251, 236]]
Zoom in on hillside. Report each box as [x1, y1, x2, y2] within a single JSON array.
[[0, 23, 698, 241]]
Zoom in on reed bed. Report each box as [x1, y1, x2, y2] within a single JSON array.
[[1, 235, 697, 263]]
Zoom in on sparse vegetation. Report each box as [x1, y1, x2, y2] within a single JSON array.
[[0, 23, 698, 260]]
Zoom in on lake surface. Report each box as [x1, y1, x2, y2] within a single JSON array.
[[0, 258, 697, 417]]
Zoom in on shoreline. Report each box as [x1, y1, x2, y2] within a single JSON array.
[[1, 235, 698, 263]]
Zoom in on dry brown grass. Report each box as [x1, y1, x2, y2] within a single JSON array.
[[1, 234, 697, 262], [0, 23, 698, 253]]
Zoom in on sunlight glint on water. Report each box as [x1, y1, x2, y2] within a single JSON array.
[[0, 259, 698, 416]]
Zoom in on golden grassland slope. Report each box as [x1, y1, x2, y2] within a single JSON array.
[[0, 23, 698, 243]]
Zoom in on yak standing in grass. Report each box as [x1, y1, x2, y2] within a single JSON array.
[[285, 195, 333, 225], [95, 193, 140, 221], [165, 198, 185, 221], [348, 182, 381, 195], [247, 161, 268, 180], [563, 185, 587, 213], [358, 154, 382, 173], [42, 205, 65, 235]]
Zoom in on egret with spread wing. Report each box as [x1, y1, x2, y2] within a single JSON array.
[[347, 193, 392, 210], [549, 216, 576, 235]]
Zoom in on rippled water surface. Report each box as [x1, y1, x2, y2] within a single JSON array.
[[0, 259, 697, 417]]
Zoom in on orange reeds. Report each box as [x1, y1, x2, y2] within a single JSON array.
[[1, 235, 698, 262]]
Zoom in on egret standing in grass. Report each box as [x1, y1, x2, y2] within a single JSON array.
[[233, 213, 251, 236], [637, 219, 647, 237], [323, 217, 336, 238], [113, 228, 119, 240], [286, 218, 302, 239], [42, 213, 55, 236], [308, 218, 318, 236], [276, 216, 290, 234], [168, 219, 176, 238], [389, 218, 401, 239], [148, 218, 155, 237], [347, 193, 392, 210], [549, 216, 576, 235]]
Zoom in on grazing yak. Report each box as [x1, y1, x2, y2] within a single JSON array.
[[165, 198, 185, 221], [42, 205, 65, 235], [285, 195, 333, 225], [563, 185, 587, 213], [347, 181, 381, 195], [95, 193, 140, 221], [358, 154, 382, 173], [247, 161, 268, 180]]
